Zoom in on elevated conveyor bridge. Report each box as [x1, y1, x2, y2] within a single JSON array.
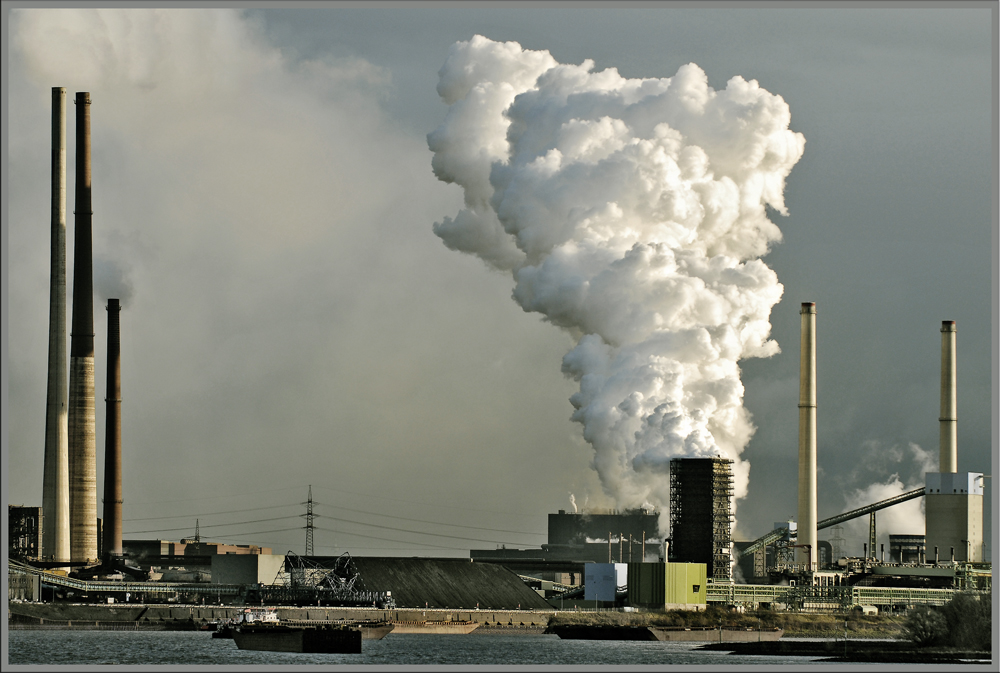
[[8, 559, 242, 597], [736, 488, 926, 559]]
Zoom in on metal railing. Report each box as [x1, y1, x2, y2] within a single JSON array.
[[706, 582, 963, 608]]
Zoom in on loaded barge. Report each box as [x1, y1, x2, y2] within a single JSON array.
[[229, 609, 363, 653]]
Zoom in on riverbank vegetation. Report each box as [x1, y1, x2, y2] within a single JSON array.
[[903, 592, 991, 650], [548, 606, 906, 638], [551, 592, 992, 645]]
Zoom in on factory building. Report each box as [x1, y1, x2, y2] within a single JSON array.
[[9, 506, 43, 562], [668, 457, 734, 582], [924, 473, 985, 562], [923, 321, 985, 563], [627, 562, 707, 610], [889, 535, 926, 564], [471, 508, 662, 585], [545, 509, 662, 563]]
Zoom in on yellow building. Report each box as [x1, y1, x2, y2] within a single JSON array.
[[627, 562, 707, 610]]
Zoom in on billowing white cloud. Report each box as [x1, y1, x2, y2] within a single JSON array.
[[429, 36, 805, 516]]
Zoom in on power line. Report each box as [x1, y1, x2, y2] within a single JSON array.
[[126, 485, 304, 507], [312, 525, 478, 552], [313, 502, 544, 537], [124, 515, 302, 535], [310, 484, 542, 519], [313, 513, 535, 546], [124, 502, 302, 522]]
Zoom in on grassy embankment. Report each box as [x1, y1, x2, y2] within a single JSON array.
[[548, 607, 905, 639]]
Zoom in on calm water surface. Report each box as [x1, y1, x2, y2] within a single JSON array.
[[8, 630, 829, 667]]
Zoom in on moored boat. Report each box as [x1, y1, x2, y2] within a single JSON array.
[[389, 620, 480, 635], [356, 621, 395, 640], [549, 624, 784, 642], [233, 622, 362, 653]]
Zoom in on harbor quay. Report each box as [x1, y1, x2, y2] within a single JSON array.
[[7, 602, 553, 630]]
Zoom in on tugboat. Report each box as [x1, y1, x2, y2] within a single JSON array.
[[213, 607, 275, 639], [231, 609, 362, 654]]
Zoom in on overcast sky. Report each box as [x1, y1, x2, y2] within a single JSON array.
[[4, 4, 996, 561]]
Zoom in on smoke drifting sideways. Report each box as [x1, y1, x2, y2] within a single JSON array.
[[428, 36, 805, 517], [94, 255, 135, 308]]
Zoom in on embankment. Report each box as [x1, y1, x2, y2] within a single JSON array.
[[7, 602, 552, 631]]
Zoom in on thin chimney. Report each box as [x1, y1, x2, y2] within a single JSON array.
[[939, 321, 957, 472], [102, 299, 123, 558], [42, 86, 71, 563], [797, 302, 817, 570]]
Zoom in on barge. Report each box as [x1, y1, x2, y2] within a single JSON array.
[[549, 625, 784, 642], [232, 622, 362, 653]]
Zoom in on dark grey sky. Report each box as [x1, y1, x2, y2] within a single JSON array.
[[5, 5, 995, 559]]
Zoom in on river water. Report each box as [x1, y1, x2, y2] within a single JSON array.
[[7, 630, 828, 667]]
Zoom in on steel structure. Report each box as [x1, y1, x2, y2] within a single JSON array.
[[669, 457, 734, 582], [246, 551, 395, 608], [736, 487, 926, 561], [706, 582, 964, 611], [8, 559, 240, 597], [304, 485, 315, 557]]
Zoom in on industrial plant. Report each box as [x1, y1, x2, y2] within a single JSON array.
[[7, 88, 992, 630]]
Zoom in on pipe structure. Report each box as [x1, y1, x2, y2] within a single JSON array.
[[42, 87, 71, 563], [102, 299, 122, 558], [68, 91, 97, 563], [939, 321, 957, 473], [796, 302, 817, 570]]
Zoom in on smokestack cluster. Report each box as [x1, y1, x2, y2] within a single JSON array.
[[42, 89, 122, 566]]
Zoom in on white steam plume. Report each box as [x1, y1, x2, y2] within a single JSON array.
[[429, 36, 805, 514]]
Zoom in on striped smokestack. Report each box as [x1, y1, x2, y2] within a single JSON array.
[[42, 86, 70, 563], [796, 302, 817, 570], [939, 321, 957, 473], [68, 91, 97, 563], [102, 299, 122, 558]]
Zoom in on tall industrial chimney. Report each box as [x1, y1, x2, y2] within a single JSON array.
[[102, 298, 122, 559], [41, 86, 70, 563], [68, 91, 97, 563], [939, 321, 957, 473], [796, 302, 817, 570]]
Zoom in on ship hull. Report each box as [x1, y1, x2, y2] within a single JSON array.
[[233, 624, 362, 653], [551, 625, 783, 642]]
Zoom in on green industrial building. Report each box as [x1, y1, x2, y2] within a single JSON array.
[[628, 562, 707, 610]]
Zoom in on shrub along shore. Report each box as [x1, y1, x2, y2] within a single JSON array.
[[548, 607, 906, 639]]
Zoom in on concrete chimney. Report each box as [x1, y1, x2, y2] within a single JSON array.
[[797, 302, 817, 570], [68, 91, 97, 563], [939, 321, 957, 473], [102, 299, 122, 558], [42, 87, 71, 563]]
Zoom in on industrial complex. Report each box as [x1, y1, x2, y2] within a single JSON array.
[[7, 88, 992, 624]]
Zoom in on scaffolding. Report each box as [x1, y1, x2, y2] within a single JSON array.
[[669, 457, 734, 582]]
